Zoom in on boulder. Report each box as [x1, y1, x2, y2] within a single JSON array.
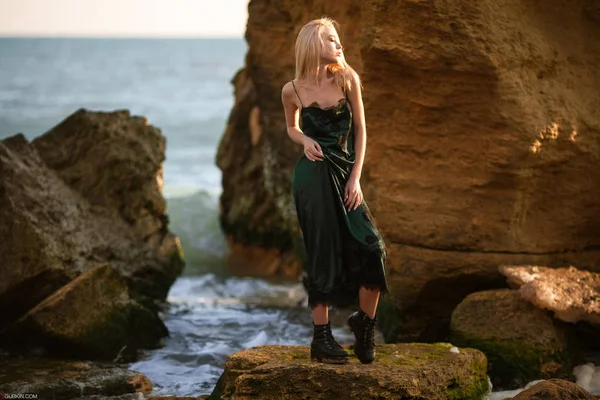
[[0, 109, 183, 335], [31, 109, 185, 305], [450, 289, 574, 389], [0, 264, 167, 360], [508, 379, 596, 400], [32, 109, 169, 248], [209, 343, 489, 399], [500, 265, 600, 325], [0, 355, 152, 399], [218, 0, 600, 342]]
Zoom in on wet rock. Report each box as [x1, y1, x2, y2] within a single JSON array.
[[31, 109, 184, 302], [450, 289, 574, 389], [0, 264, 167, 360], [0, 355, 152, 399], [508, 378, 596, 399], [209, 343, 489, 399], [500, 265, 600, 325], [0, 109, 184, 357], [0, 111, 184, 330]]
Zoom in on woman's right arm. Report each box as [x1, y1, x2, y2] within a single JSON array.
[[281, 82, 324, 161], [281, 82, 306, 145]]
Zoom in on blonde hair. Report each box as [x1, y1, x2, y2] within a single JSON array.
[[294, 17, 359, 93]]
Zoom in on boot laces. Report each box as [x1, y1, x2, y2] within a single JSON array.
[[324, 324, 342, 350], [362, 318, 376, 347], [324, 326, 332, 349]]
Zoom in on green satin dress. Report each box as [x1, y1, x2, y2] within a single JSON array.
[[290, 80, 389, 309]]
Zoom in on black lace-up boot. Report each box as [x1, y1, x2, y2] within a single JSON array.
[[310, 322, 349, 364], [348, 309, 377, 364]]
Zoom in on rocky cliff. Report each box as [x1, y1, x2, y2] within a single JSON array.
[[217, 0, 600, 341]]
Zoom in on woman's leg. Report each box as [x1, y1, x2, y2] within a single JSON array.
[[359, 287, 380, 318], [348, 287, 380, 364], [311, 303, 329, 325], [310, 302, 348, 363]]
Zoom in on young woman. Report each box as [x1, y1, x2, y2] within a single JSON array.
[[281, 17, 389, 364]]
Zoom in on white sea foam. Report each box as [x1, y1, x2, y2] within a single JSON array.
[[574, 363, 600, 395]]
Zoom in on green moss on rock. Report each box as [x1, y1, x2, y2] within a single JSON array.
[[210, 343, 489, 399], [450, 289, 574, 390], [0, 264, 167, 360]]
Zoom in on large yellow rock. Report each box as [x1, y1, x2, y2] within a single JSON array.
[[218, 0, 600, 343]]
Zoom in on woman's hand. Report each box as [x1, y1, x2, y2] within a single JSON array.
[[302, 136, 324, 162], [344, 175, 363, 211]]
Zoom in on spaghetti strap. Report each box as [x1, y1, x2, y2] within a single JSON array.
[[291, 80, 304, 108]]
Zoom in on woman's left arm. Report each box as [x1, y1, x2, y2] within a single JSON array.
[[344, 71, 366, 211]]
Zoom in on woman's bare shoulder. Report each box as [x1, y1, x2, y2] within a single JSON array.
[[282, 81, 300, 108], [346, 70, 361, 92], [282, 81, 295, 96]]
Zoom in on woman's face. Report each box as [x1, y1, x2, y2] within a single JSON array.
[[320, 26, 343, 63]]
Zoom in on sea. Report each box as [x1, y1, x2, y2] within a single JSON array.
[[1, 37, 597, 399]]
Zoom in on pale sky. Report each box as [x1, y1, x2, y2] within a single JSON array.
[[0, 0, 249, 37]]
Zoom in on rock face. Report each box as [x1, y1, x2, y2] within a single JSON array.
[[31, 109, 185, 304], [450, 289, 573, 389], [0, 355, 152, 399], [219, 0, 600, 341], [509, 379, 596, 400], [209, 343, 489, 399], [500, 265, 600, 325], [0, 109, 184, 355], [0, 264, 167, 360]]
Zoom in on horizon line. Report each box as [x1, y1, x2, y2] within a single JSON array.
[[0, 33, 246, 39]]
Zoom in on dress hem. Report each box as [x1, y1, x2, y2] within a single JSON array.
[[304, 276, 389, 310]]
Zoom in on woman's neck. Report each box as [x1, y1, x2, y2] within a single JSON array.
[[314, 64, 331, 87]]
